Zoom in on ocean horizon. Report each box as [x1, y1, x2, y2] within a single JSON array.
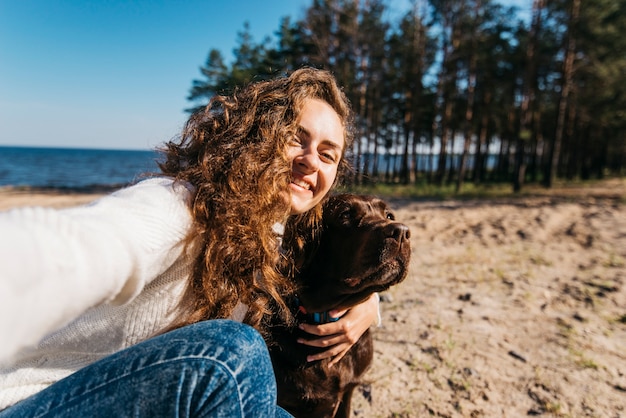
[[1, 144, 502, 191], [0, 146, 160, 190]]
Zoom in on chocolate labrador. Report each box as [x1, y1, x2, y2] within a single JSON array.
[[269, 193, 411, 418]]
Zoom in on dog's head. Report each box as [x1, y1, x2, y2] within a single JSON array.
[[296, 193, 411, 313]]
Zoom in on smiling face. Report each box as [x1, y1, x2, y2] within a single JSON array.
[[287, 98, 345, 215]]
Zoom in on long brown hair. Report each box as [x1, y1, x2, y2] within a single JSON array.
[[158, 68, 354, 334]]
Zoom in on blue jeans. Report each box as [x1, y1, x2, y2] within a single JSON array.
[[1, 320, 292, 417]]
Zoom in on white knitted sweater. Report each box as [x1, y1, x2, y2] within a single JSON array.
[[0, 178, 195, 410]]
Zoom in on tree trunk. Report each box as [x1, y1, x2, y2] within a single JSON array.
[[547, 0, 580, 187], [514, 0, 543, 192], [456, 0, 480, 193]]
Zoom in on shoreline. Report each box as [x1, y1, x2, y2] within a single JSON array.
[[0, 187, 106, 211], [0, 184, 126, 194]]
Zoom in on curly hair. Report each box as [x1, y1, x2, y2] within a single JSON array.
[[158, 67, 354, 335]]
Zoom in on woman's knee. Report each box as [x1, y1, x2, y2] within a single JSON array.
[[171, 320, 278, 415], [167, 320, 273, 376], [179, 319, 267, 355]]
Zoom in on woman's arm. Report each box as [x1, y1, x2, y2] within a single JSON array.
[[296, 292, 380, 366], [0, 178, 193, 364]]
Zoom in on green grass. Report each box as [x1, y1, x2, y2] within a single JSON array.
[[336, 180, 516, 200], [335, 177, 626, 201]]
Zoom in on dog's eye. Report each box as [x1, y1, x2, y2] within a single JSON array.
[[386, 211, 395, 221], [339, 209, 351, 221]]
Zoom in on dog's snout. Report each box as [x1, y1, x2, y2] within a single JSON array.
[[386, 223, 410, 241]]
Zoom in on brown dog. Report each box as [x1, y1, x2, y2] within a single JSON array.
[[269, 193, 411, 418]]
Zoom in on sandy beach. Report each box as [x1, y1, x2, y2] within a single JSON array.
[[2, 179, 625, 417]]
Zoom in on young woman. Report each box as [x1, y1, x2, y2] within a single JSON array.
[[0, 68, 380, 417]]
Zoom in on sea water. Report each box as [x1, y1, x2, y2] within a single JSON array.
[[0, 146, 160, 189]]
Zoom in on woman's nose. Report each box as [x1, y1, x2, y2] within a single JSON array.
[[296, 148, 320, 172]]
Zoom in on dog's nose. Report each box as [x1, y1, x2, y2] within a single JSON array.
[[387, 223, 410, 241]]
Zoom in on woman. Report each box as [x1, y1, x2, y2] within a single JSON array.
[[0, 68, 380, 417]]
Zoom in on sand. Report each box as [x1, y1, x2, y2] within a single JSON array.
[[1, 180, 625, 417]]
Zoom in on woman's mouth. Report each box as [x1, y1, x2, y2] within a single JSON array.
[[291, 178, 313, 191]]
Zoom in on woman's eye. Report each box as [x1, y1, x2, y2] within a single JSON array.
[[320, 152, 337, 163]]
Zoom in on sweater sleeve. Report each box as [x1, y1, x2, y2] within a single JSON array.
[[0, 178, 194, 364]]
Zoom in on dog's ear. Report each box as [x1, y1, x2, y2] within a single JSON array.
[[323, 193, 359, 228], [285, 222, 324, 271], [297, 231, 324, 271]]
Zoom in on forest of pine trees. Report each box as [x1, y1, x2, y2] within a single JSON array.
[[186, 0, 626, 192]]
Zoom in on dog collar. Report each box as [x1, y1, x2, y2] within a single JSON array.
[[294, 297, 340, 325]]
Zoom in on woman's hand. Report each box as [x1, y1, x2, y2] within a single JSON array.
[[297, 293, 380, 367]]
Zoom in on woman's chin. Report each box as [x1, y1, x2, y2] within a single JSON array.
[[290, 193, 316, 215]]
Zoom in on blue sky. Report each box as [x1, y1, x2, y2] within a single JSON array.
[[0, 0, 530, 150]]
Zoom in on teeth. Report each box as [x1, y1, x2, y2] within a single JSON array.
[[293, 179, 311, 190]]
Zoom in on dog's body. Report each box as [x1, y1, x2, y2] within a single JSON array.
[[269, 194, 411, 418]]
